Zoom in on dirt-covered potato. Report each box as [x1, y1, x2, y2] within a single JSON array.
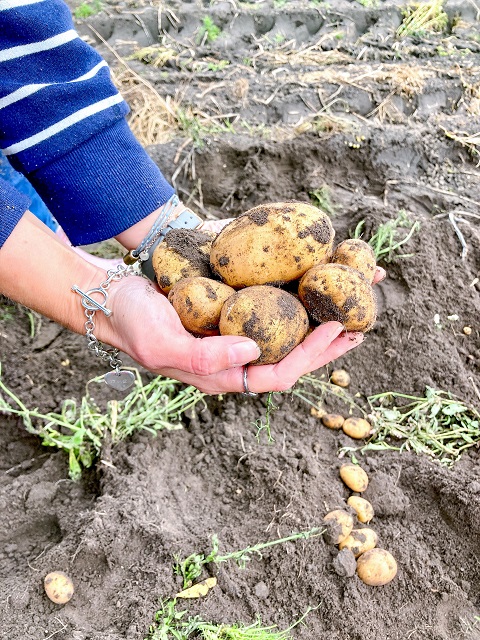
[[298, 263, 377, 332], [321, 413, 345, 430], [356, 548, 398, 586], [347, 496, 375, 524], [219, 286, 309, 364], [152, 229, 216, 294], [44, 571, 74, 604], [342, 417, 372, 439], [168, 277, 235, 336], [340, 463, 369, 492], [210, 202, 335, 288], [323, 509, 354, 545], [339, 528, 378, 558], [331, 239, 376, 283]]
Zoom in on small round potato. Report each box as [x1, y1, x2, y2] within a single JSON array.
[[340, 463, 369, 492], [331, 239, 376, 284], [44, 571, 74, 604], [347, 496, 375, 524], [321, 414, 345, 430], [330, 369, 350, 387], [152, 229, 216, 294], [323, 509, 354, 545], [356, 548, 398, 586], [298, 263, 377, 332], [168, 277, 235, 336], [342, 417, 372, 440], [339, 528, 378, 558], [210, 202, 335, 288], [219, 286, 309, 365]]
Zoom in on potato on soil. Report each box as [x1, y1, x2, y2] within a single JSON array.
[[168, 277, 235, 336], [331, 239, 376, 284], [330, 369, 350, 387], [347, 496, 375, 524], [210, 202, 335, 288], [342, 417, 372, 439], [321, 413, 345, 430], [152, 229, 216, 294], [323, 509, 354, 545], [44, 571, 74, 604], [219, 286, 309, 365], [339, 528, 378, 558], [340, 463, 369, 492], [356, 548, 398, 586], [298, 263, 377, 332]]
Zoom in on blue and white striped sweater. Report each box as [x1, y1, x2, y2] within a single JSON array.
[[0, 0, 174, 247]]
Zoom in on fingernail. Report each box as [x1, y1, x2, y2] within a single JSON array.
[[350, 332, 365, 343], [377, 267, 387, 281], [325, 321, 344, 338], [230, 340, 261, 366]]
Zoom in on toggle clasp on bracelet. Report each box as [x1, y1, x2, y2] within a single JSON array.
[[71, 285, 112, 317]]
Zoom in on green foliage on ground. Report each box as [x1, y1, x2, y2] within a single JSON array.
[[74, 0, 102, 19], [145, 599, 310, 640], [352, 210, 420, 261], [174, 528, 323, 589], [0, 367, 204, 480], [396, 0, 448, 38], [295, 375, 480, 466], [346, 387, 480, 466], [198, 17, 221, 44], [309, 186, 336, 216]]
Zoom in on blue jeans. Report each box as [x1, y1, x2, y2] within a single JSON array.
[[0, 152, 58, 232]]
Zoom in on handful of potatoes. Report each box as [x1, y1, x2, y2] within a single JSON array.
[[154, 202, 378, 365]]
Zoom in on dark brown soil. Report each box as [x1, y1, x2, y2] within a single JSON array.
[[1, 1, 480, 639]]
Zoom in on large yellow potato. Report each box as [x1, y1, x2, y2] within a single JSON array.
[[44, 571, 74, 604], [210, 202, 335, 288], [356, 549, 398, 586], [219, 286, 309, 364], [152, 229, 216, 294], [339, 528, 378, 557], [168, 277, 235, 336], [298, 263, 377, 332], [331, 239, 376, 283]]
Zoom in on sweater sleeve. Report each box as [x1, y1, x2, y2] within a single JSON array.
[[0, 177, 31, 247], [0, 0, 174, 247]]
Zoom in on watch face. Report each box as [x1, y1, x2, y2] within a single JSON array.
[[169, 210, 203, 230]]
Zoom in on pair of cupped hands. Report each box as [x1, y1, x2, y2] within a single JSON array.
[[106, 219, 386, 395]]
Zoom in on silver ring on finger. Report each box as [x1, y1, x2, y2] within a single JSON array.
[[242, 364, 258, 397]]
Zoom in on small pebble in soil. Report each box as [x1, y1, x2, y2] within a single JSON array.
[[332, 548, 357, 578], [463, 326, 472, 335], [254, 581, 270, 599]]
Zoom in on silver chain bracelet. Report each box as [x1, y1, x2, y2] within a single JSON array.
[[71, 197, 203, 392], [72, 263, 137, 391]]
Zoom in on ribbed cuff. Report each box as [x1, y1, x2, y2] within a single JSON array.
[[28, 119, 175, 246], [0, 178, 31, 248]]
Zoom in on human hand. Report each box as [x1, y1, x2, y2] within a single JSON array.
[[104, 266, 385, 395]]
